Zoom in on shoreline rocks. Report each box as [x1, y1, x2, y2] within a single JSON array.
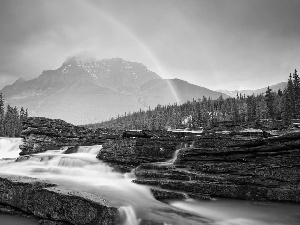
[[97, 138, 182, 172], [17, 116, 300, 204], [133, 132, 300, 203], [0, 174, 118, 225], [20, 117, 121, 155]]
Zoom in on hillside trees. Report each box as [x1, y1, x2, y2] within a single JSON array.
[[0, 93, 28, 137], [0, 93, 4, 136], [85, 70, 299, 130]]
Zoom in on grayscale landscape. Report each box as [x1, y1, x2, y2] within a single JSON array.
[[0, 1, 300, 225]]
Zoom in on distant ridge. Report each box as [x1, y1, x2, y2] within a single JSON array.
[[218, 82, 287, 97], [1, 57, 228, 125]]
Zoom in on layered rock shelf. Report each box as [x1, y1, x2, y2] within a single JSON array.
[[0, 175, 211, 225], [17, 117, 300, 204], [97, 138, 182, 172], [133, 132, 300, 203], [0, 174, 118, 225], [20, 117, 121, 155]]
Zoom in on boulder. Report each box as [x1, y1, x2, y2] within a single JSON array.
[[0, 174, 118, 225]]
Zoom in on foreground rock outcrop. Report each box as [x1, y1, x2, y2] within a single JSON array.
[[0, 174, 118, 225], [17, 116, 300, 204], [97, 138, 183, 172], [0, 174, 212, 225], [133, 132, 300, 203], [20, 117, 121, 155]]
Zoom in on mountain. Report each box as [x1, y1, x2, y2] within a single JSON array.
[[1, 57, 228, 125], [218, 82, 287, 97]]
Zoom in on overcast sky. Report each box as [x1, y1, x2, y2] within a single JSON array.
[[1, 0, 300, 90]]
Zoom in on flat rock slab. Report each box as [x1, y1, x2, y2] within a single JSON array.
[[0, 174, 118, 225]]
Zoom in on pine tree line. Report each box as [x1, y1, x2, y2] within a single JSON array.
[[86, 70, 299, 130], [0, 93, 28, 137]]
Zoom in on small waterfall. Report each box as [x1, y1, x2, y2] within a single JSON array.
[[57, 157, 89, 167], [124, 169, 136, 180], [118, 205, 141, 225], [190, 141, 195, 148], [77, 145, 102, 154], [0, 138, 22, 159], [166, 149, 180, 164]]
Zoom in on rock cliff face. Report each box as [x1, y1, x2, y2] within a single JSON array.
[[20, 117, 120, 155], [134, 132, 300, 203]]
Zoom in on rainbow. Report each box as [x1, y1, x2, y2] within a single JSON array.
[[74, 0, 181, 104]]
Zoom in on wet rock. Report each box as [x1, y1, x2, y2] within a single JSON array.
[[134, 132, 300, 203], [39, 219, 71, 225], [63, 146, 79, 154], [97, 138, 182, 172], [150, 188, 188, 200], [0, 174, 119, 225], [20, 117, 121, 155]]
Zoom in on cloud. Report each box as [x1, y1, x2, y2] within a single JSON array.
[[0, 0, 300, 90]]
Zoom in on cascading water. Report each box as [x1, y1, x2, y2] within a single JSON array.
[[0, 138, 22, 159], [1, 138, 300, 225], [0, 140, 156, 225], [166, 149, 180, 164], [118, 205, 141, 225]]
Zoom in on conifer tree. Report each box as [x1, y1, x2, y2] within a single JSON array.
[[0, 93, 4, 136], [293, 69, 300, 118], [265, 86, 275, 119]]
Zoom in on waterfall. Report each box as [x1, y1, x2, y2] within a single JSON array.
[[0, 138, 22, 159], [76, 145, 102, 154], [0, 139, 154, 223], [166, 149, 180, 164], [118, 205, 141, 225]]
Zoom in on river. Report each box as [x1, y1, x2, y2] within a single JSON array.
[[0, 138, 299, 225]]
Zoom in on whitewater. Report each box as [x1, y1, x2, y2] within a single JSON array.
[[0, 138, 299, 225]]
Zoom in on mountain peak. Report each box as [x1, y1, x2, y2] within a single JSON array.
[[13, 77, 27, 85], [64, 56, 98, 64]]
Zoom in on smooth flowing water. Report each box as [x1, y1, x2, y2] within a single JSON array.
[[0, 138, 300, 225], [0, 214, 38, 225]]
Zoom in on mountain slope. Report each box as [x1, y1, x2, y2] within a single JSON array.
[[2, 57, 228, 124], [218, 82, 287, 97], [141, 78, 227, 105]]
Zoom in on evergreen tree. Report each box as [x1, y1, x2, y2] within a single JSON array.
[[293, 69, 300, 118], [265, 86, 275, 119], [0, 93, 4, 136]]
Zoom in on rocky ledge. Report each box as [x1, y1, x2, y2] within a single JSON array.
[[0, 174, 211, 225], [0, 174, 117, 225], [133, 132, 300, 203], [20, 117, 121, 155], [17, 117, 300, 203], [97, 138, 183, 172]]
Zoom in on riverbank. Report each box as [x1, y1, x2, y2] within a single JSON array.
[[1, 116, 299, 224], [18, 117, 300, 203]]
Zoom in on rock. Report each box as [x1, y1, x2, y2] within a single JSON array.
[[122, 130, 153, 138], [63, 146, 79, 154], [39, 219, 71, 225], [0, 174, 119, 225], [20, 117, 121, 155], [150, 188, 188, 200], [133, 132, 300, 203], [17, 116, 300, 204], [0, 203, 36, 218], [97, 138, 182, 172]]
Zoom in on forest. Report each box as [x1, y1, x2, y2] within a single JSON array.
[[0, 93, 28, 137], [86, 69, 300, 130]]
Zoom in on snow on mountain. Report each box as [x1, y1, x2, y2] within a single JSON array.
[[1, 57, 228, 125], [218, 82, 287, 97]]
